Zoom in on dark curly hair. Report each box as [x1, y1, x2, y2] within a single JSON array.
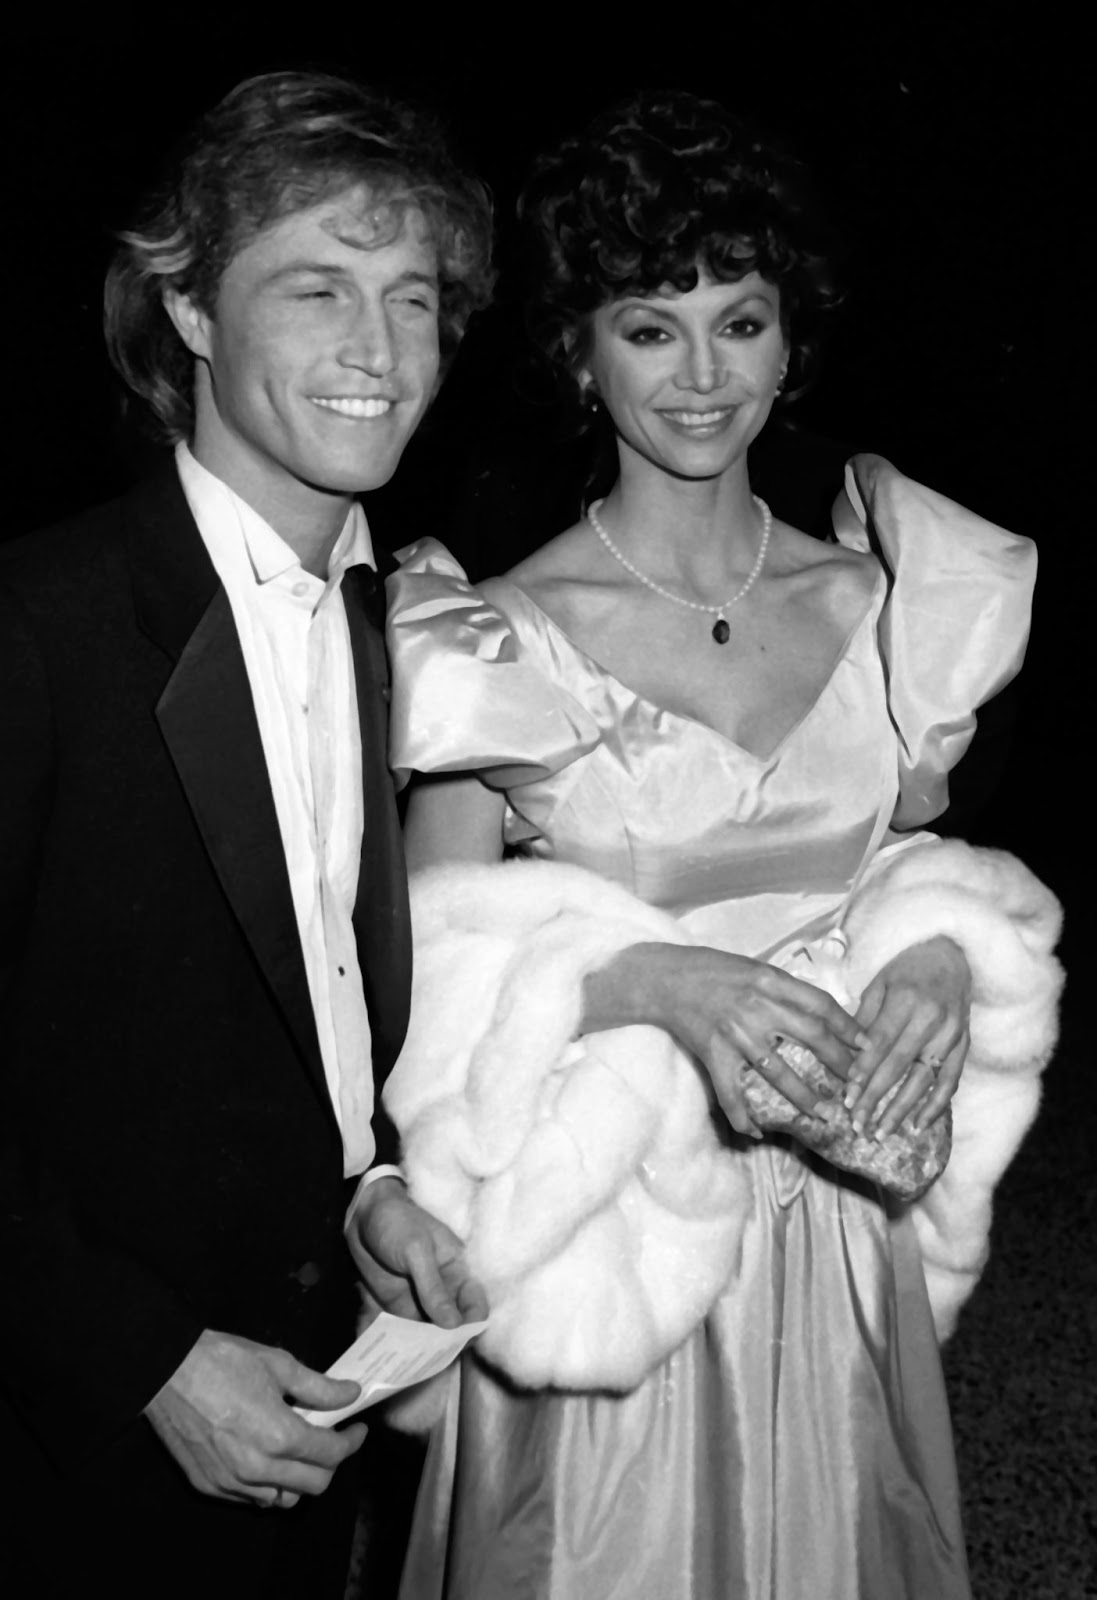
[[105, 71, 495, 441], [518, 90, 840, 407]]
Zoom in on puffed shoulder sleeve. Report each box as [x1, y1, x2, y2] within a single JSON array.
[[386, 538, 600, 789], [834, 453, 1037, 829]]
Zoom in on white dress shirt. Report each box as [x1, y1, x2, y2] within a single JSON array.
[[176, 443, 385, 1179]]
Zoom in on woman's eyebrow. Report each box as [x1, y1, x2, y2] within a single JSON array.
[[611, 289, 776, 322]]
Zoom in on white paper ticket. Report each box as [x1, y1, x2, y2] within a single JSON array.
[[296, 1311, 489, 1428]]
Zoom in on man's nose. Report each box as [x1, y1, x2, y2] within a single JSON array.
[[339, 305, 397, 377]]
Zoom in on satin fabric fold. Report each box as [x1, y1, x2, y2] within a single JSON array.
[[401, 1172, 969, 1600]]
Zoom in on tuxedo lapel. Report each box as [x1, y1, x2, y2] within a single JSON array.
[[127, 469, 328, 1105], [342, 563, 412, 1081]]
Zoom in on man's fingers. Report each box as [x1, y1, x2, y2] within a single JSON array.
[[439, 1256, 489, 1324], [266, 1349, 360, 1412], [284, 1414, 369, 1470], [405, 1237, 464, 1329], [454, 1276, 490, 1323]]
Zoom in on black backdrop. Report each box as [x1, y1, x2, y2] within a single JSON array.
[[4, 14, 1093, 1590], [3, 10, 1085, 891]]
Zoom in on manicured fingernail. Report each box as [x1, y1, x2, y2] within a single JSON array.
[[851, 1113, 864, 1133], [844, 1086, 859, 1110]]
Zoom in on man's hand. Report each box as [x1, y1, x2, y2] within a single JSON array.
[[347, 1177, 488, 1329], [144, 1330, 367, 1509]]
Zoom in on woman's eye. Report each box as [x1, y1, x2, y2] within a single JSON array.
[[723, 317, 764, 337], [625, 326, 669, 345]]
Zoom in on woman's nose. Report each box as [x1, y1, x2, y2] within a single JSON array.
[[676, 337, 725, 395]]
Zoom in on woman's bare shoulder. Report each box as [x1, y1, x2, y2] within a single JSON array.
[[497, 518, 610, 620], [766, 520, 879, 633], [772, 519, 878, 586]]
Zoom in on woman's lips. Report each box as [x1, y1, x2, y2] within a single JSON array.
[[657, 405, 739, 438]]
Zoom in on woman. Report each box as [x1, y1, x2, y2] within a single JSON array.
[[381, 92, 1053, 1598]]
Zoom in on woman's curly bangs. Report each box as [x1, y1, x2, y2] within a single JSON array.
[[520, 91, 840, 401]]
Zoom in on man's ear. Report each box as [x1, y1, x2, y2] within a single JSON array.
[[163, 289, 213, 360]]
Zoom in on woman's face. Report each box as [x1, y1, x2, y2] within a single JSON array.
[[583, 267, 787, 480]]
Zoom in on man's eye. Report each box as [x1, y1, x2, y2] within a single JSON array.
[[293, 288, 337, 301]]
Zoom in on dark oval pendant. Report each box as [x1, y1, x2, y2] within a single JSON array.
[[712, 617, 731, 644]]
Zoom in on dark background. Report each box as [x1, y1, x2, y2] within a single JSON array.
[[5, 9, 1092, 1595], [4, 8, 1086, 884]]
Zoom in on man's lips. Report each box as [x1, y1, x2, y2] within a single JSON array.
[[308, 395, 397, 419]]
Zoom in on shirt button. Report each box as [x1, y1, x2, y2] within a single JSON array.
[[292, 1261, 322, 1288], [292, 581, 309, 598]]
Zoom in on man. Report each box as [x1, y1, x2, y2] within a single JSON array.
[[0, 70, 492, 1599]]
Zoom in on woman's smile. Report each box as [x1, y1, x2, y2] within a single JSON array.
[[656, 403, 741, 438]]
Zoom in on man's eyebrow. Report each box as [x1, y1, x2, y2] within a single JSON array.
[[388, 270, 440, 290], [259, 262, 440, 290], [260, 261, 348, 284]]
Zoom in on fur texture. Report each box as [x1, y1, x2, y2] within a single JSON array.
[[843, 838, 1063, 1335], [383, 845, 1062, 1397]]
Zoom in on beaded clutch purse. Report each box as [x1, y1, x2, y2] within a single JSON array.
[[741, 1039, 951, 1202]]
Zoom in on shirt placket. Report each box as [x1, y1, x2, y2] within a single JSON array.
[[307, 588, 373, 1171]]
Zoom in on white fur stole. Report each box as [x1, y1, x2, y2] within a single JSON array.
[[382, 842, 1062, 1397]]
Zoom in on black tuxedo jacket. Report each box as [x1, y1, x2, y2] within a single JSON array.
[[0, 466, 411, 1474]]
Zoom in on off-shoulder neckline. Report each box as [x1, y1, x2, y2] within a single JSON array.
[[483, 568, 886, 767]]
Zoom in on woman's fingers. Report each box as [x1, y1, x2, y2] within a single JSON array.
[[854, 973, 888, 1032], [910, 1029, 969, 1132], [775, 1009, 858, 1080], [846, 1011, 935, 1130], [873, 1015, 966, 1137], [871, 1058, 938, 1138], [706, 1039, 763, 1139], [748, 1045, 825, 1119]]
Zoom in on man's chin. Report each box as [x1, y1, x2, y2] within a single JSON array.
[[294, 452, 404, 498]]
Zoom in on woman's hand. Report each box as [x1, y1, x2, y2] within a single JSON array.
[[583, 943, 867, 1138], [845, 936, 972, 1136]]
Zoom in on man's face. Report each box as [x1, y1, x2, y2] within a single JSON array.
[[169, 184, 441, 503]]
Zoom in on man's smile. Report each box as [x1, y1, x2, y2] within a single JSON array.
[[308, 395, 395, 419]]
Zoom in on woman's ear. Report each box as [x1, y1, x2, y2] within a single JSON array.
[[576, 369, 601, 406]]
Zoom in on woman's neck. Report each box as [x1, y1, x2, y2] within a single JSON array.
[[595, 451, 765, 592]]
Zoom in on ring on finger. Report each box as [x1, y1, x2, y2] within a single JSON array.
[[919, 1053, 943, 1077]]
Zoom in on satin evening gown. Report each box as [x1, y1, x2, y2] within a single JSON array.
[[384, 456, 1036, 1600]]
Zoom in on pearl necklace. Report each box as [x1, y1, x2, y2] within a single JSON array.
[[587, 496, 772, 644]]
